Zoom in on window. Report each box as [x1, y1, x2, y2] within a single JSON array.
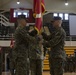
[[23, 12, 29, 18], [53, 13, 69, 20], [18, 12, 22, 15], [13, 9, 29, 18], [13, 12, 16, 17], [59, 13, 63, 20], [64, 13, 69, 20], [53, 13, 58, 17]]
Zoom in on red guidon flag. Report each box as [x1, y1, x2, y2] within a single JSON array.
[[10, 34, 14, 48], [33, 0, 45, 34]]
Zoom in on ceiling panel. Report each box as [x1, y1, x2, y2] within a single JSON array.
[[0, 0, 76, 13]]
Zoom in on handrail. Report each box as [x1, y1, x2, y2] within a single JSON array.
[[0, 21, 9, 26], [0, 16, 9, 26], [0, 10, 9, 14], [66, 36, 76, 41], [0, 14, 10, 26], [0, 14, 9, 21]]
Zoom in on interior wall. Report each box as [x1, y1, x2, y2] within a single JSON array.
[[0, 0, 76, 13]]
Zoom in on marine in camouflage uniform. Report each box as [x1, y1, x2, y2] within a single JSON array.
[[42, 17, 66, 75], [74, 50, 76, 72], [0, 51, 2, 75], [8, 47, 15, 75], [13, 15, 35, 75], [0, 47, 2, 75], [29, 29, 43, 75]]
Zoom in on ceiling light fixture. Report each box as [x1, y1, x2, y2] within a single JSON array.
[[17, 0, 20, 4], [65, 0, 69, 6]]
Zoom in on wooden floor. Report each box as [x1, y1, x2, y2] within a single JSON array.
[[2, 71, 76, 75], [43, 71, 76, 75]]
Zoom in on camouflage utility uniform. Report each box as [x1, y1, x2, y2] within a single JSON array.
[[42, 27, 66, 75], [8, 48, 15, 75], [29, 34, 43, 75], [0, 52, 2, 75], [13, 25, 34, 75]]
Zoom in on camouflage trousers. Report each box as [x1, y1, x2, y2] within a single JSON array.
[[0, 63, 2, 75], [75, 62, 76, 72], [49, 57, 64, 75], [9, 60, 15, 75], [15, 57, 28, 75], [30, 59, 43, 75], [0, 57, 2, 75]]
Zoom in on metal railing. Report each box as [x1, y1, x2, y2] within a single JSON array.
[[0, 34, 76, 41], [66, 36, 76, 41], [0, 14, 10, 26]]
